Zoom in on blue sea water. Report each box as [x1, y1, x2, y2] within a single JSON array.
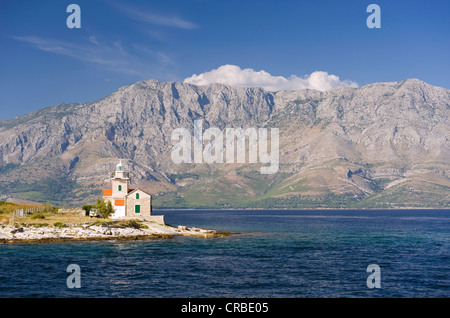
[[0, 209, 448, 298]]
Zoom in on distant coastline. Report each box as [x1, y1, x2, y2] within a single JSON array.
[[153, 207, 449, 211]]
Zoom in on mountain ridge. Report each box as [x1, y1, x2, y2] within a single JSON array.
[[0, 78, 448, 208]]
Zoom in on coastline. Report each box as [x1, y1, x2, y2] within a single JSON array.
[[153, 207, 449, 211], [0, 221, 234, 244]]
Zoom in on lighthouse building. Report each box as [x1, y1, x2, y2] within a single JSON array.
[[103, 161, 163, 223]]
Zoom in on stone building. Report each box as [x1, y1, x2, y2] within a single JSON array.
[[103, 161, 164, 224]]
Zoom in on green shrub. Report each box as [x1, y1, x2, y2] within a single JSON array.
[[30, 213, 45, 219], [53, 222, 67, 228], [95, 198, 114, 218], [125, 220, 143, 229], [33, 223, 49, 228], [90, 220, 109, 227]]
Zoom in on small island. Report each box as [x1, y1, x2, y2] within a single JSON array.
[[0, 208, 232, 244], [0, 220, 232, 244]]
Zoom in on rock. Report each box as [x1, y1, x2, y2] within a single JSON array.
[[0, 222, 234, 243], [11, 227, 24, 234]]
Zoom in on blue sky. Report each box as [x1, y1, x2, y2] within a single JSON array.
[[1, 0, 449, 120]]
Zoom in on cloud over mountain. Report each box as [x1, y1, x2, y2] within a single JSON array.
[[184, 64, 358, 91]]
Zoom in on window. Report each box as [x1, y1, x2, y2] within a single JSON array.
[[118, 185, 122, 191], [136, 193, 139, 199], [135, 205, 140, 213]]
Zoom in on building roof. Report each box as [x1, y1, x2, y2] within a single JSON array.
[[126, 188, 151, 197], [114, 199, 125, 206], [103, 189, 112, 197]]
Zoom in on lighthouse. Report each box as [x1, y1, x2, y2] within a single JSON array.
[[102, 160, 157, 221]]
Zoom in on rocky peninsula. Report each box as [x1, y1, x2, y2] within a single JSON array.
[[0, 219, 233, 244]]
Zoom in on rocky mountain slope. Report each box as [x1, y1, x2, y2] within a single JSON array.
[[0, 78, 448, 208]]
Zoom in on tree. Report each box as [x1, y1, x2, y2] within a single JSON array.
[[96, 198, 114, 218], [81, 204, 93, 216]]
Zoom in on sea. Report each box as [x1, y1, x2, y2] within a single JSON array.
[[0, 209, 448, 298]]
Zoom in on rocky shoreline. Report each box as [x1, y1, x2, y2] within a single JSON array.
[[0, 221, 233, 244]]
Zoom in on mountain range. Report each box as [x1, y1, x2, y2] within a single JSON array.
[[0, 78, 449, 209]]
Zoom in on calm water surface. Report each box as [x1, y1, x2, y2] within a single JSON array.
[[0, 209, 448, 298]]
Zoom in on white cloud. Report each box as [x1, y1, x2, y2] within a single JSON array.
[[184, 65, 358, 91], [131, 11, 198, 30], [12, 35, 173, 78], [113, 3, 198, 30], [88, 35, 100, 46]]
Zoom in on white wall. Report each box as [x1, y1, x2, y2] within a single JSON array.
[[112, 205, 126, 218]]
